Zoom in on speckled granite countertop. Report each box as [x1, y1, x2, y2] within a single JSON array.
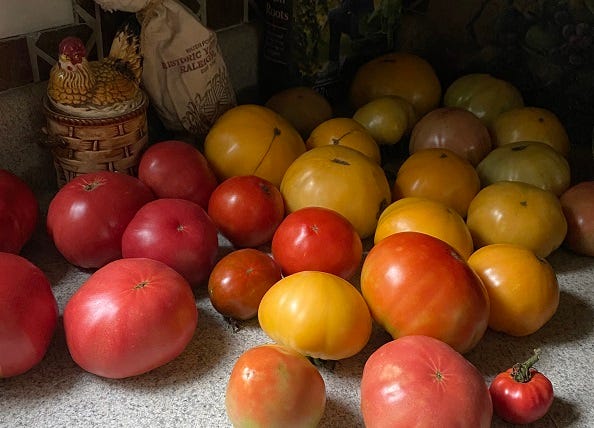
[[1, 205, 594, 427]]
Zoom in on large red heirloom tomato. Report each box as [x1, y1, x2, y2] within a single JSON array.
[[271, 206, 363, 280], [63, 258, 198, 379], [258, 270, 372, 360], [360, 231, 489, 354], [226, 344, 326, 428], [137, 140, 218, 209], [361, 335, 493, 428], [0, 253, 58, 378], [122, 198, 219, 286], [47, 171, 155, 269], [0, 169, 38, 254]]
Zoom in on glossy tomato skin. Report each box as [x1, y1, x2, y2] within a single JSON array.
[[137, 140, 218, 209], [204, 104, 306, 188], [47, 171, 155, 268], [306, 117, 381, 164], [208, 175, 285, 248], [121, 198, 219, 286], [0, 253, 58, 378], [258, 271, 372, 360], [374, 197, 474, 260], [466, 181, 567, 258], [226, 344, 326, 428], [63, 258, 198, 379], [560, 181, 594, 256], [393, 148, 480, 218], [361, 231, 489, 354], [468, 244, 559, 336], [361, 335, 493, 428], [281, 145, 391, 239], [0, 169, 38, 254], [490, 367, 554, 424], [208, 249, 282, 320], [271, 206, 363, 280]]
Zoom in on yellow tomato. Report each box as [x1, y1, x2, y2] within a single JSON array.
[[443, 73, 524, 128], [280, 145, 392, 239], [306, 117, 381, 164], [468, 244, 560, 336], [352, 96, 417, 145], [375, 197, 474, 260], [204, 104, 306, 187], [349, 52, 442, 117], [476, 141, 571, 196], [466, 181, 567, 258], [491, 106, 571, 157], [258, 271, 372, 360], [392, 148, 481, 218]]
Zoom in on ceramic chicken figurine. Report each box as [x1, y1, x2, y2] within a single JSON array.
[[47, 20, 143, 117]]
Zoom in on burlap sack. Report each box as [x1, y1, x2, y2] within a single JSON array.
[[95, 0, 237, 138]]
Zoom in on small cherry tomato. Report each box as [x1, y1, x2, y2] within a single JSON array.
[[489, 349, 554, 425]]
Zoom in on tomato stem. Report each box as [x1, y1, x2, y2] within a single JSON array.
[[511, 348, 541, 383]]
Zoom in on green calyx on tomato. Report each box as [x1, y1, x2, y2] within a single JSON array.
[[510, 348, 542, 383]]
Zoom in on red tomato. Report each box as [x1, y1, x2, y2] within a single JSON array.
[[361, 335, 493, 428], [46, 171, 155, 269], [63, 258, 198, 379], [0, 169, 38, 254], [560, 181, 594, 257], [360, 231, 490, 354], [271, 206, 363, 279], [137, 140, 218, 209], [226, 344, 326, 427], [489, 349, 554, 424], [0, 253, 58, 377], [208, 175, 285, 248], [121, 198, 219, 286], [208, 248, 282, 320]]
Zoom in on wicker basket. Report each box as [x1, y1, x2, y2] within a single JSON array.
[[42, 94, 149, 187]]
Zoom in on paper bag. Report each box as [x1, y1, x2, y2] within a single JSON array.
[[96, 0, 237, 139]]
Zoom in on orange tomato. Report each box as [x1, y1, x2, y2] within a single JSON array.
[[258, 271, 372, 360], [204, 104, 306, 187], [375, 197, 474, 260], [468, 244, 560, 336], [306, 117, 381, 164], [466, 181, 567, 258], [491, 106, 570, 156], [392, 148, 481, 218], [349, 52, 442, 117]]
